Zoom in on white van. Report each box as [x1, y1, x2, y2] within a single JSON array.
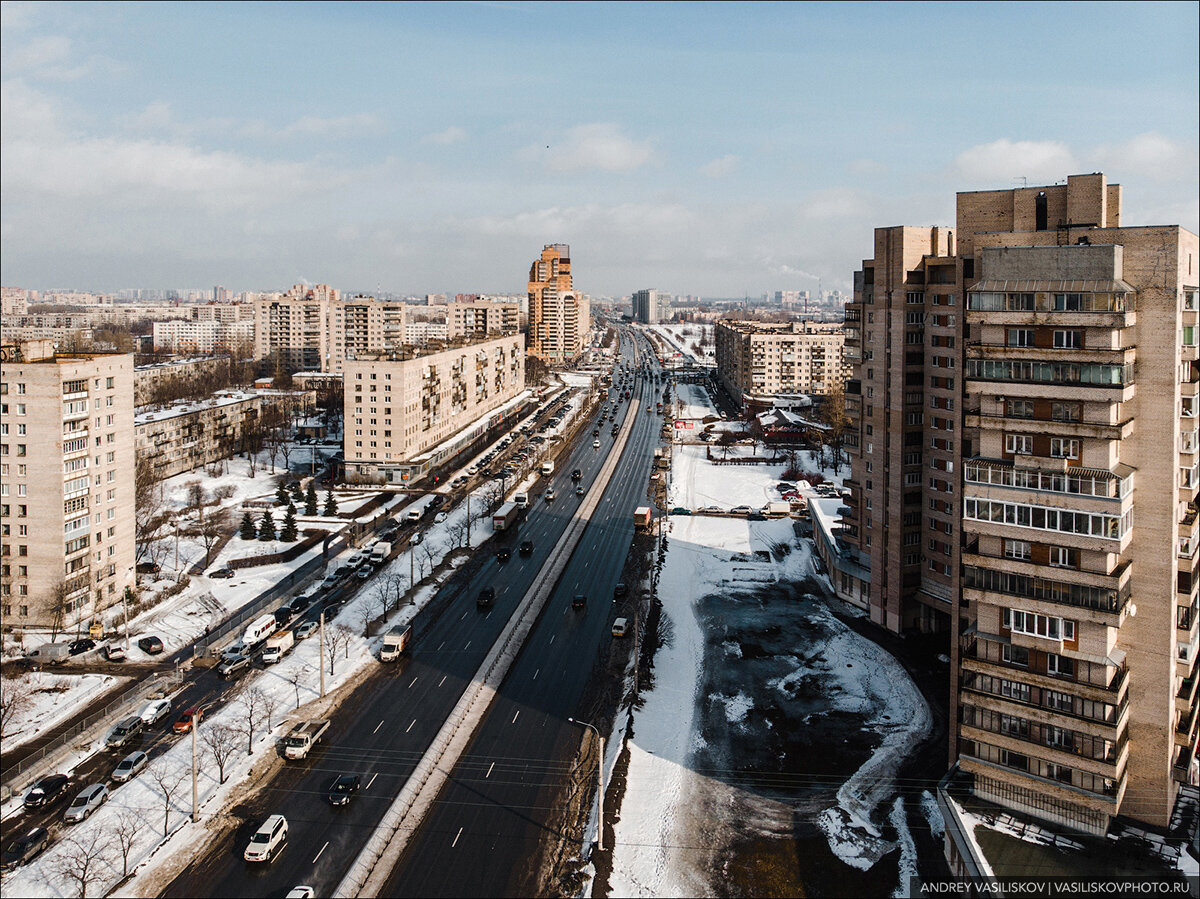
[[611, 618, 628, 638], [244, 814, 288, 862], [513, 492, 529, 509], [241, 614, 277, 647]]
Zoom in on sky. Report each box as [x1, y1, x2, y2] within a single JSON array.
[[2, 1, 1197, 298]]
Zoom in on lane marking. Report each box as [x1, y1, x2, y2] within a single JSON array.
[[406, 719, 416, 733], [438, 675, 447, 687], [366, 773, 378, 790], [408, 676, 418, 688], [512, 710, 520, 724], [464, 640, 472, 650], [313, 842, 329, 863], [533, 668, 539, 680], [438, 641, 446, 651], [549, 635, 555, 645], [452, 826, 463, 848], [486, 762, 494, 778], [373, 720, 384, 734]]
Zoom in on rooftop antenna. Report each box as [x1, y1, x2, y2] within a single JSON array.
[[1014, 176, 1028, 188]]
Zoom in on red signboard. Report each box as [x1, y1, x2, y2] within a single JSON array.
[[673, 421, 694, 430]]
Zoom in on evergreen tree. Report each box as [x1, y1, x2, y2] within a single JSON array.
[[258, 510, 276, 541], [305, 482, 319, 516], [281, 503, 298, 542], [239, 511, 257, 541], [323, 489, 338, 516], [276, 485, 290, 505], [292, 481, 305, 502]]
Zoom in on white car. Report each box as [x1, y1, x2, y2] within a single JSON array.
[[244, 814, 288, 862], [63, 784, 108, 824], [139, 699, 172, 726], [592, 440, 601, 449], [434, 511, 448, 523]]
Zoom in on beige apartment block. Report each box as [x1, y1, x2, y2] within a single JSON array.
[[527, 244, 590, 364], [954, 174, 1199, 834], [134, 392, 265, 480], [255, 283, 340, 371], [152, 318, 255, 355], [714, 319, 848, 406], [0, 344, 135, 633], [343, 332, 525, 484], [446, 300, 520, 339]]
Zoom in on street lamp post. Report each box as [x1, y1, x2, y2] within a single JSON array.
[[567, 717, 604, 852]]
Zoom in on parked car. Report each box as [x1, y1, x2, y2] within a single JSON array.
[[135, 561, 160, 575], [614, 582, 628, 597], [139, 699, 172, 726], [112, 750, 149, 783], [173, 707, 204, 734], [670, 507, 692, 516], [23, 774, 71, 810], [244, 814, 288, 862], [273, 607, 293, 627], [327, 774, 361, 806], [217, 655, 252, 678], [104, 644, 126, 662], [68, 638, 96, 656], [294, 620, 319, 640], [138, 635, 164, 655], [209, 567, 236, 579], [64, 784, 108, 824], [1, 827, 49, 871], [728, 505, 753, 516]]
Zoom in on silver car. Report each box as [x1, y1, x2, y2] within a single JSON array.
[[112, 750, 148, 783], [64, 784, 108, 824]]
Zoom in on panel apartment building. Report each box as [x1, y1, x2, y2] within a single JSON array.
[[0, 341, 136, 632], [714, 320, 848, 408], [843, 173, 1199, 834], [342, 332, 525, 484], [527, 244, 589, 364], [446, 300, 520, 339]]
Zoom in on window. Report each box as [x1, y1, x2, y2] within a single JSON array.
[[1049, 546, 1079, 569], [1006, 434, 1033, 455], [1051, 402, 1081, 422], [1050, 438, 1080, 459], [1007, 329, 1035, 347], [1047, 654, 1076, 677], [1007, 400, 1034, 419], [1053, 330, 1082, 349], [1004, 539, 1031, 560], [1002, 644, 1030, 666]]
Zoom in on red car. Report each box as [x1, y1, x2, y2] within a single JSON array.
[[173, 707, 204, 734]]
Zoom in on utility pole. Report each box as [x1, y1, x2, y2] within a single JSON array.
[[191, 715, 198, 822], [319, 610, 326, 697], [568, 718, 605, 852]]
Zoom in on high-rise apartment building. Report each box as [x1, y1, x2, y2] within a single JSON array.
[[714, 320, 848, 408], [632, 289, 671, 324], [446, 300, 520, 339], [527, 244, 589, 364], [0, 342, 136, 632], [342, 333, 525, 484], [845, 173, 1199, 834], [254, 283, 340, 371]]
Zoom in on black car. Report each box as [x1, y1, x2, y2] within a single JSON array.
[[137, 636, 164, 655], [1, 827, 49, 871], [496, 548, 511, 562], [273, 607, 293, 627], [572, 594, 587, 610], [68, 638, 96, 656], [136, 561, 161, 575], [571, 468, 582, 481], [519, 540, 534, 556], [477, 586, 496, 609], [23, 774, 71, 810], [209, 567, 236, 579], [328, 774, 361, 806], [614, 582, 628, 597], [428, 495, 445, 510]]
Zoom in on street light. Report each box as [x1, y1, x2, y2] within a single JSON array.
[[567, 717, 604, 852]]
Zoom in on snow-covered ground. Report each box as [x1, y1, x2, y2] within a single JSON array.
[[604, 381, 930, 897]]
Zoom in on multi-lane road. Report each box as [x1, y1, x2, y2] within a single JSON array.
[[159, 331, 668, 897]]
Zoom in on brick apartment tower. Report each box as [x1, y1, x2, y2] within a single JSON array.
[[527, 244, 589, 364], [847, 173, 1199, 833]]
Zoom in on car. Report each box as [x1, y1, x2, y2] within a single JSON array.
[[24, 774, 71, 810], [519, 540, 534, 556], [294, 620, 319, 640], [572, 594, 587, 610], [544, 489, 555, 502], [244, 814, 288, 862], [104, 644, 126, 662], [322, 600, 343, 619], [670, 507, 692, 516], [496, 548, 511, 562], [571, 468, 582, 480], [575, 486, 585, 496], [218, 655, 252, 678], [614, 582, 628, 597], [477, 586, 496, 608], [64, 783, 108, 824], [112, 749, 149, 783], [105, 715, 144, 750], [356, 565, 372, 580], [136, 561, 161, 575], [428, 495, 445, 510], [592, 440, 601, 449], [698, 505, 723, 514], [748, 512, 767, 521], [729, 505, 753, 516], [273, 607, 293, 627], [409, 532, 423, 545], [209, 566, 236, 579], [173, 707, 203, 734], [327, 774, 361, 806], [68, 638, 96, 656], [138, 635, 164, 655], [1, 827, 49, 871], [592, 428, 600, 437], [140, 698, 172, 726]]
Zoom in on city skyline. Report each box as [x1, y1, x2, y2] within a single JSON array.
[[2, 1, 1197, 297]]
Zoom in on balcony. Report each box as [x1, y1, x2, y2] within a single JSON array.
[[962, 564, 1129, 618], [964, 458, 1133, 501]]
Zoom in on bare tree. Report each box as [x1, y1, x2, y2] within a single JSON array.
[[357, 598, 376, 638], [201, 722, 241, 784], [192, 506, 231, 569], [135, 456, 169, 565], [289, 664, 315, 709], [0, 674, 35, 742], [260, 689, 281, 733], [236, 686, 269, 754], [418, 543, 436, 580], [146, 760, 186, 837], [446, 518, 469, 550], [325, 624, 354, 677], [50, 827, 114, 899], [373, 571, 406, 616], [111, 808, 147, 878]]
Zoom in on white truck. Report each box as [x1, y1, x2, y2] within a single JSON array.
[[762, 501, 792, 518], [26, 643, 70, 665], [492, 502, 520, 532], [261, 630, 294, 664], [282, 720, 330, 760], [370, 541, 392, 565], [242, 614, 278, 647], [540, 460, 555, 475], [380, 624, 412, 661]]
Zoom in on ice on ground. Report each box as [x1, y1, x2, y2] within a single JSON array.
[[890, 796, 919, 898], [721, 692, 753, 724], [921, 790, 945, 840]]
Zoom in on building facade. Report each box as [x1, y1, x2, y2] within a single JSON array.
[[527, 244, 589, 364], [714, 320, 848, 406], [446, 300, 520, 339], [254, 283, 340, 371], [134, 392, 265, 480], [342, 333, 525, 483], [632, 289, 671, 324], [0, 344, 136, 632], [152, 318, 255, 355]]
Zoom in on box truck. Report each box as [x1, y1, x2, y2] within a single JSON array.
[[492, 502, 520, 531], [261, 630, 294, 664], [633, 506, 652, 528], [380, 624, 412, 661]]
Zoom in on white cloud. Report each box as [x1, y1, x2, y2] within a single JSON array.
[[699, 154, 739, 177], [1090, 132, 1199, 183], [846, 158, 887, 178], [424, 126, 467, 145], [953, 139, 1079, 184], [522, 123, 655, 173]]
